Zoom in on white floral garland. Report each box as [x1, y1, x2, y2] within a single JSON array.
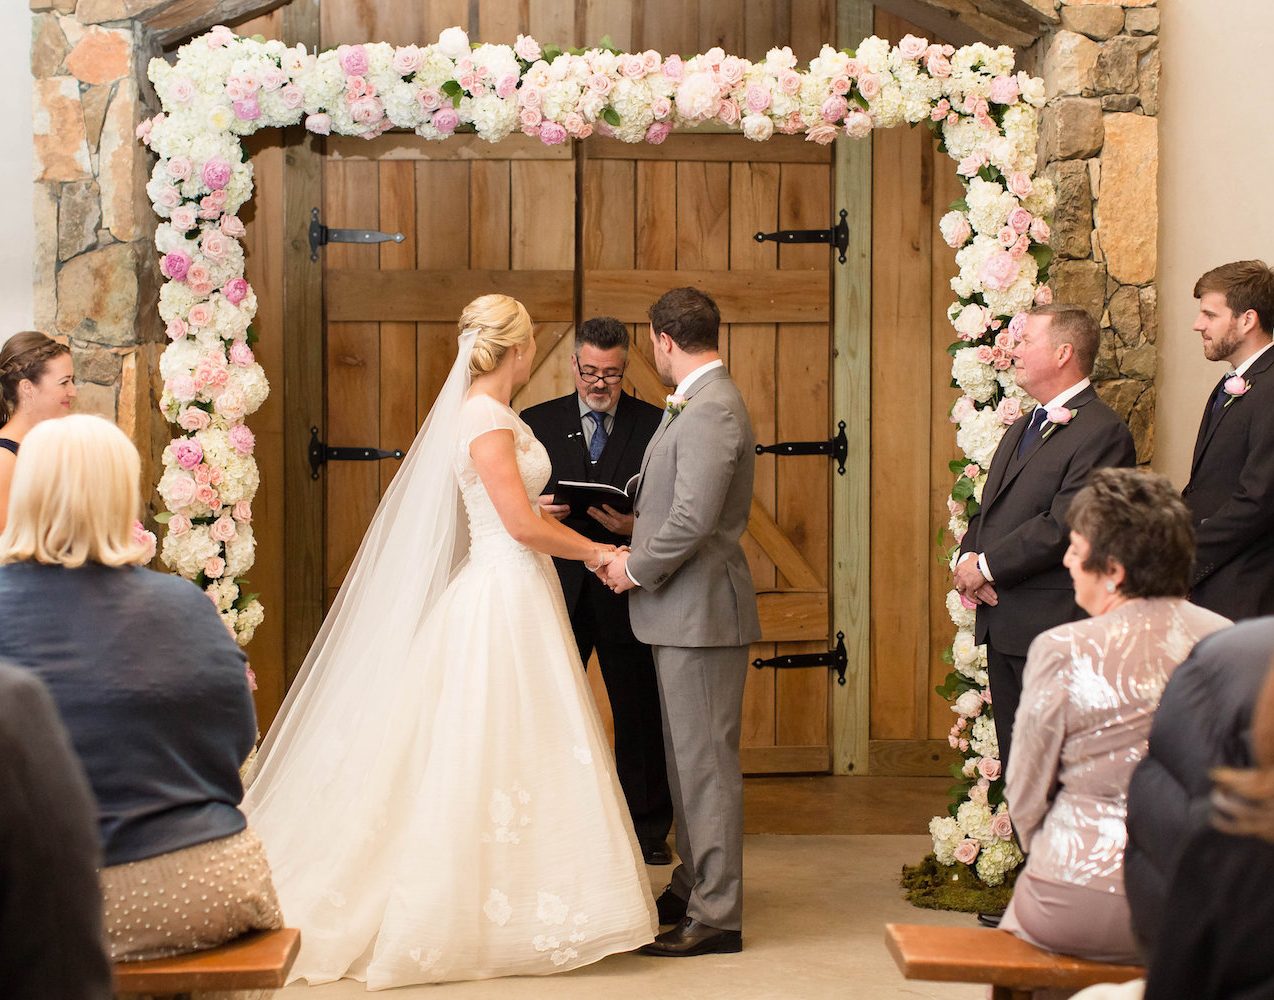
[[138, 25, 1052, 880]]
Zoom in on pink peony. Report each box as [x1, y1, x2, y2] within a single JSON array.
[[229, 423, 256, 455], [133, 520, 157, 563], [432, 108, 459, 134], [215, 388, 247, 422], [168, 374, 197, 402], [204, 556, 226, 579], [160, 251, 191, 281], [990, 811, 1014, 840], [349, 96, 384, 125], [950, 395, 978, 424], [978, 757, 1002, 781], [233, 97, 261, 121], [645, 121, 672, 144], [662, 55, 684, 81], [953, 839, 980, 865], [988, 74, 1020, 105], [979, 251, 1020, 291], [821, 94, 849, 123], [1046, 406, 1074, 426], [223, 278, 250, 305], [232, 500, 253, 523], [172, 439, 203, 470], [338, 44, 369, 76], [305, 113, 332, 135], [201, 158, 232, 191], [538, 121, 567, 145], [1224, 375, 1251, 399], [228, 340, 255, 366], [843, 110, 873, 139], [178, 406, 211, 432]]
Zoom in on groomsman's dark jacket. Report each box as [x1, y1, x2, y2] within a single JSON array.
[[521, 391, 663, 628], [959, 385, 1137, 657], [1182, 344, 1274, 620]]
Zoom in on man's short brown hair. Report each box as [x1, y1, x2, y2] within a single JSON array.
[[1029, 303, 1100, 376], [648, 287, 720, 353], [1067, 467, 1195, 599], [1193, 260, 1274, 334]]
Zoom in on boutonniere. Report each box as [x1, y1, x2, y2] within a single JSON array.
[[665, 393, 687, 416], [1223, 374, 1252, 407], [1040, 406, 1076, 442]]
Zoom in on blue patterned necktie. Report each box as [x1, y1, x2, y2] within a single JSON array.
[[1015, 407, 1048, 458], [587, 410, 608, 463]]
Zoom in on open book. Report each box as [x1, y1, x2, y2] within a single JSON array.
[[553, 474, 641, 517]]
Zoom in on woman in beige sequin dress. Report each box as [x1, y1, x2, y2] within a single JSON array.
[[1001, 468, 1230, 962]]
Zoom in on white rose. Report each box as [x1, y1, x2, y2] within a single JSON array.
[[741, 113, 773, 141], [437, 26, 470, 60], [953, 689, 984, 719]]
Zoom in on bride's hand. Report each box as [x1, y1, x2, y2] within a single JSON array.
[[584, 546, 615, 573]]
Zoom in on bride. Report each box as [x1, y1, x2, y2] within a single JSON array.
[[243, 294, 657, 988]]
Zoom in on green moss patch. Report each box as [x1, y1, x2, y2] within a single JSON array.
[[900, 853, 1018, 914]]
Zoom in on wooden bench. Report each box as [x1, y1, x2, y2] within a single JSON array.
[[886, 922, 1144, 1000], [112, 927, 300, 998]]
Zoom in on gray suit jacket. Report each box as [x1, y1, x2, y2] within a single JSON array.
[[627, 367, 761, 648]]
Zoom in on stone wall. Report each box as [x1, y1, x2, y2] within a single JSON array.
[[1031, 0, 1160, 460]]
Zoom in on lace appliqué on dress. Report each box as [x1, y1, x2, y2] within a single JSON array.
[[483, 785, 532, 844], [532, 893, 590, 967]]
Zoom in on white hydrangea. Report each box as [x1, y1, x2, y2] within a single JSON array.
[[975, 838, 1023, 886], [946, 588, 976, 630], [951, 347, 999, 403], [224, 524, 257, 578], [234, 598, 265, 646], [964, 178, 1017, 236], [161, 524, 221, 577], [930, 815, 961, 865], [970, 715, 998, 758], [956, 799, 993, 843], [206, 579, 240, 612]]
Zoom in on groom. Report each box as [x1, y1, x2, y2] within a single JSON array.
[[600, 287, 760, 957]]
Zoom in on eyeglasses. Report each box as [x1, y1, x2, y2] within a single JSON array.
[[573, 356, 626, 385]]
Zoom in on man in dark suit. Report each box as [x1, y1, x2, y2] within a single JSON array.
[[1181, 260, 1274, 621], [953, 304, 1136, 771], [521, 316, 673, 864]]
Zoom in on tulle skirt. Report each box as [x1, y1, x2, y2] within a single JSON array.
[[248, 547, 656, 989]]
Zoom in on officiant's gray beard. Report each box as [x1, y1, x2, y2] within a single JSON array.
[[582, 389, 614, 412]]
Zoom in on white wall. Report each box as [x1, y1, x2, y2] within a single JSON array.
[[1156, 1, 1274, 485], [1, 7, 35, 339]]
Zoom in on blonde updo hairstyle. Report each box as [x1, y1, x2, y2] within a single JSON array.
[[0, 414, 148, 568], [461, 294, 532, 379]]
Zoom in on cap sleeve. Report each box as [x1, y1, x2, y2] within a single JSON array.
[[458, 395, 520, 451]]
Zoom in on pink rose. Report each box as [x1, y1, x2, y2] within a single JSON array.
[[203, 556, 226, 579], [990, 811, 1014, 840], [280, 84, 305, 110], [932, 98, 953, 121], [662, 55, 684, 81], [716, 98, 741, 126], [998, 226, 1018, 249], [392, 44, 423, 75], [169, 513, 192, 536], [167, 474, 197, 507], [228, 423, 256, 455], [979, 251, 1019, 291], [720, 56, 746, 86], [953, 839, 980, 865], [956, 153, 986, 178], [194, 464, 215, 486], [178, 406, 211, 432], [821, 94, 848, 123], [201, 158, 232, 191], [261, 67, 285, 92], [166, 317, 188, 341], [223, 278, 250, 305], [1007, 172, 1033, 198], [745, 84, 771, 113], [160, 251, 191, 281], [169, 77, 195, 104], [1046, 406, 1074, 426], [228, 340, 254, 366], [206, 25, 234, 49], [1008, 207, 1033, 234], [220, 214, 246, 238], [157, 184, 181, 210], [338, 44, 369, 76], [1029, 217, 1051, 243], [305, 113, 332, 135], [996, 396, 1023, 425], [977, 756, 1002, 781], [947, 497, 964, 517], [988, 74, 1020, 105], [538, 121, 567, 145], [456, 71, 481, 93], [232, 500, 253, 523], [210, 515, 237, 543], [519, 107, 542, 130], [201, 230, 229, 261], [1034, 284, 1054, 305], [645, 121, 672, 145], [587, 72, 612, 96], [170, 205, 197, 232], [650, 96, 672, 120], [975, 345, 995, 365], [199, 191, 227, 219], [898, 34, 928, 61], [857, 73, 881, 100], [995, 331, 1017, 351], [926, 52, 952, 78], [513, 34, 542, 63], [950, 395, 977, 424], [233, 97, 261, 121], [1224, 375, 1251, 398], [518, 86, 540, 110], [496, 74, 518, 99], [186, 264, 213, 298], [843, 110, 873, 139], [166, 156, 193, 181], [778, 69, 802, 97], [195, 485, 220, 510], [963, 463, 981, 479], [432, 108, 459, 134], [187, 302, 214, 327], [215, 388, 247, 422], [805, 122, 839, 145]]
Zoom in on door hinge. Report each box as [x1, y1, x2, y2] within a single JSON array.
[[309, 207, 405, 261], [308, 427, 405, 479], [754, 209, 849, 264], [752, 631, 847, 686], [756, 421, 848, 475]]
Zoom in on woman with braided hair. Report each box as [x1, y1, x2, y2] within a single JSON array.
[[0, 331, 75, 530]]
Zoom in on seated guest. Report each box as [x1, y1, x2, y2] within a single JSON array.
[[0, 414, 281, 961], [1142, 659, 1274, 1000], [1124, 615, 1274, 954], [0, 662, 112, 999], [0, 330, 75, 530], [1001, 468, 1229, 963]]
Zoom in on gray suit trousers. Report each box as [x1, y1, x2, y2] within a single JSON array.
[[652, 643, 749, 931]]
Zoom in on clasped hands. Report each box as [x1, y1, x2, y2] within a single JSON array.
[[952, 552, 999, 607], [588, 546, 635, 594]]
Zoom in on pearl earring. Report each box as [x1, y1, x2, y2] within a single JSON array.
[[1105, 580, 1116, 593]]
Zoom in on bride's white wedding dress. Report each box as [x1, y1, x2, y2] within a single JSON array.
[[243, 367, 656, 988]]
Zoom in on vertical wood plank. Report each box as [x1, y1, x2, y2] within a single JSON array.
[[700, 0, 743, 54], [471, 161, 511, 269], [423, 0, 470, 40], [478, 0, 529, 44], [582, 159, 636, 271], [633, 0, 700, 56], [636, 161, 677, 271], [379, 160, 417, 493], [529, 0, 578, 48], [417, 160, 469, 420], [512, 159, 575, 269], [581, 0, 633, 50], [789, 0, 836, 64], [729, 161, 780, 269], [743, 0, 782, 62], [675, 162, 729, 269]]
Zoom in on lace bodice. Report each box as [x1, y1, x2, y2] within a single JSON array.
[[455, 395, 552, 562]]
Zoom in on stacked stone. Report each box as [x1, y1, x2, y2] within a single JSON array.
[[30, 0, 165, 487], [1035, 0, 1160, 460]]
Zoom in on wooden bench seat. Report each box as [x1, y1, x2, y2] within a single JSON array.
[[112, 927, 300, 998], [886, 922, 1144, 1000]]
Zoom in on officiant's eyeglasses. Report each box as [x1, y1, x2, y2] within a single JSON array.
[[573, 356, 626, 385]]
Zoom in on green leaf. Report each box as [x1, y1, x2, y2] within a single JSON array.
[[1029, 243, 1055, 274], [949, 198, 968, 213], [598, 34, 619, 53], [965, 498, 981, 517], [244, 324, 259, 348], [850, 91, 869, 110], [542, 43, 564, 63], [441, 79, 463, 99], [153, 511, 174, 524], [949, 458, 969, 475], [951, 479, 974, 501], [602, 106, 621, 127]]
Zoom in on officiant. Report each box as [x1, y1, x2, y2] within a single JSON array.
[[522, 317, 673, 865]]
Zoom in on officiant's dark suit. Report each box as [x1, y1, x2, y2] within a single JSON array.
[[956, 306, 1135, 769], [521, 320, 672, 859], [1181, 261, 1274, 621]]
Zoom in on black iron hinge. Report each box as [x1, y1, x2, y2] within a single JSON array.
[[752, 631, 848, 686], [754, 209, 849, 264], [308, 427, 405, 479], [309, 207, 405, 261], [756, 421, 848, 475]]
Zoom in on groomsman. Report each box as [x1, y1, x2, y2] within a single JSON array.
[[601, 287, 760, 957], [953, 305, 1135, 772], [521, 317, 673, 865], [1182, 260, 1274, 621]]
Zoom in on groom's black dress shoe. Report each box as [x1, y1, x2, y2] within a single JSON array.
[[640, 918, 742, 957], [976, 911, 1004, 928], [642, 840, 673, 865], [655, 886, 688, 925]]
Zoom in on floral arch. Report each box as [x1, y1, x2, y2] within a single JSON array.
[[138, 24, 1056, 884]]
